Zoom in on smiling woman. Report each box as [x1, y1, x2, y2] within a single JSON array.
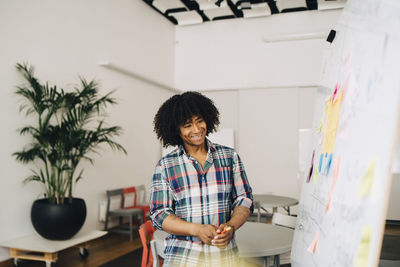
[[150, 91, 254, 267]]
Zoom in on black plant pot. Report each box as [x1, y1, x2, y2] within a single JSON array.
[[31, 198, 87, 240]]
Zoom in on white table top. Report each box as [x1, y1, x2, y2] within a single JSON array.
[[253, 194, 299, 208], [0, 230, 107, 253], [154, 222, 293, 259]]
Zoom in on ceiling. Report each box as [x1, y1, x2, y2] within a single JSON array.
[[143, 0, 346, 26]]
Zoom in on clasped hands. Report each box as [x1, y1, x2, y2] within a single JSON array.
[[196, 224, 234, 249]]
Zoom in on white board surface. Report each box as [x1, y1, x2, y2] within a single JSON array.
[[291, 0, 400, 267]]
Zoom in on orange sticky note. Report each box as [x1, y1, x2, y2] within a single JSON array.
[[308, 231, 319, 254]]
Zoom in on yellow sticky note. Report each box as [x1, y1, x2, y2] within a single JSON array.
[[353, 226, 372, 267], [317, 118, 323, 134], [317, 101, 329, 134], [313, 166, 319, 183], [322, 90, 344, 154], [358, 159, 377, 197]]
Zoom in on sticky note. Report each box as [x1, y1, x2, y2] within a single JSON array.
[[326, 157, 341, 212], [317, 118, 324, 134], [353, 226, 372, 267], [317, 100, 329, 134], [324, 153, 333, 175], [358, 159, 377, 197], [325, 198, 331, 211], [313, 166, 319, 183], [308, 230, 319, 254], [319, 153, 324, 173], [322, 90, 344, 154], [331, 83, 339, 103]]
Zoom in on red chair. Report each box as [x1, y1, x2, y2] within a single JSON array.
[[139, 220, 163, 267], [122, 185, 150, 220]]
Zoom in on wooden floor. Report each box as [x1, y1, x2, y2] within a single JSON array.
[[1, 222, 399, 267], [384, 222, 400, 236], [0, 232, 142, 267]]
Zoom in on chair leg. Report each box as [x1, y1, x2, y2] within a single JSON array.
[[104, 215, 109, 230], [273, 255, 280, 267], [129, 216, 133, 241], [263, 256, 269, 267]]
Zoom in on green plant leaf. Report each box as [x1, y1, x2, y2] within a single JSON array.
[[13, 62, 127, 204]]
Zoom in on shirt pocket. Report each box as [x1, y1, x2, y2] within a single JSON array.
[[214, 158, 233, 200]]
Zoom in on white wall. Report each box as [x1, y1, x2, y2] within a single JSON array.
[[176, 10, 341, 202], [175, 10, 342, 91], [204, 87, 316, 200], [0, 0, 174, 261]]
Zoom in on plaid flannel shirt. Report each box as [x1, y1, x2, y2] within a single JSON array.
[[150, 139, 253, 267]]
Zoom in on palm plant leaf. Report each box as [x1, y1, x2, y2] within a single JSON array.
[[14, 63, 126, 204]]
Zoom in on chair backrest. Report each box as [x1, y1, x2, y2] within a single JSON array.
[[139, 220, 155, 267], [106, 189, 123, 211], [272, 213, 297, 229], [122, 187, 136, 208], [135, 185, 147, 206]]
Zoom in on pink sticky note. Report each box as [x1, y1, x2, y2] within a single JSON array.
[[308, 231, 320, 254], [331, 84, 339, 103]]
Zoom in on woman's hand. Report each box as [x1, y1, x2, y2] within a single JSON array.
[[211, 224, 234, 249], [195, 224, 218, 245]]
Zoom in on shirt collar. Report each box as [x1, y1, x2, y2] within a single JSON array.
[[178, 138, 216, 157]]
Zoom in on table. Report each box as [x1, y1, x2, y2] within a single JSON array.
[[253, 194, 299, 222], [154, 222, 293, 267], [0, 230, 107, 267]]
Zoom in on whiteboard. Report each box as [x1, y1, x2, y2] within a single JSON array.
[[291, 0, 400, 267]]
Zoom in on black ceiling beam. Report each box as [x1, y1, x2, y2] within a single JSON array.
[[142, 0, 178, 25], [227, 0, 244, 17], [266, 0, 280, 14], [213, 15, 236, 21], [142, 0, 324, 26], [306, 0, 318, 10], [180, 0, 210, 22], [281, 7, 308, 13], [166, 8, 188, 16]]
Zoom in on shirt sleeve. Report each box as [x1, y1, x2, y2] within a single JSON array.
[[231, 151, 254, 213], [150, 162, 175, 230]]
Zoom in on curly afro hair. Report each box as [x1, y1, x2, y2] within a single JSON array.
[[153, 91, 220, 147]]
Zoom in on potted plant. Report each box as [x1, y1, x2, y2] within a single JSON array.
[[13, 63, 127, 240]]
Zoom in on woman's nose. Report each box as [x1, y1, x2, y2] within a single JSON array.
[[192, 123, 200, 132]]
